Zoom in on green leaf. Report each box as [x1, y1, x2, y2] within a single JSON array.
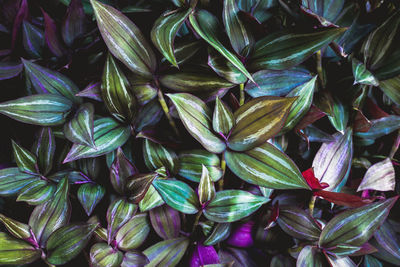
[[128, 76, 157, 105], [32, 127, 55, 176], [165, 40, 202, 66], [0, 214, 32, 240], [0, 94, 73, 126], [153, 179, 199, 214], [250, 28, 347, 70], [22, 21, 44, 58], [225, 142, 310, 189], [204, 223, 231, 246], [189, 9, 254, 83], [296, 246, 325, 267], [178, 149, 223, 182], [102, 54, 138, 122], [151, 8, 192, 67], [29, 177, 70, 247], [0, 168, 38, 196], [203, 190, 269, 223], [149, 205, 181, 240], [46, 223, 98, 265], [121, 250, 149, 267], [208, 48, 247, 84], [139, 184, 165, 212], [12, 140, 37, 174], [213, 97, 235, 136], [106, 198, 137, 244], [167, 93, 226, 153], [115, 213, 150, 251], [127, 172, 159, 204], [110, 148, 137, 195], [90, 0, 156, 78], [379, 75, 400, 105], [301, 0, 344, 23], [0, 232, 41, 265], [223, 0, 254, 57], [277, 206, 321, 241], [143, 139, 179, 174], [63, 117, 131, 163], [90, 243, 123, 267], [328, 97, 348, 132], [17, 180, 55, 205], [143, 237, 189, 267], [77, 183, 105, 216], [352, 58, 379, 86], [64, 103, 96, 148], [227, 96, 296, 151], [198, 165, 216, 205], [319, 197, 398, 248]]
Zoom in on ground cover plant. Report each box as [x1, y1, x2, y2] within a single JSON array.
[[0, 0, 400, 266]]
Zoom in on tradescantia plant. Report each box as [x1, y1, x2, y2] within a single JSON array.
[[0, 0, 400, 266]]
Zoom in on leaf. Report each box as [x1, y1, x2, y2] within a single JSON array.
[[151, 8, 192, 67], [153, 179, 199, 214], [166, 40, 203, 66], [379, 75, 400, 105], [115, 213, 150, 251], [0, 94, 73, 126], [139, 184, 164, 212], [204, 223, 231, 246], [319, 197, 398, 248], [314, 190, 373, 208], [277, 206, 321, 241], [199, 165, 216, 206], [357, 158, 395, 192], [126, 172, 159, 204], [110, 148, 137, 195], [102, 54, 137, 122], [190, 242, 220, 267], [223, 0, 254, 57], [121, 250, 150, 267], [363, 255, 383, 267], [12, 140, 37, 174], [245, 68, 313, 98], [22, 21, 44, 58], [0, 232, 41, 265], [76, 82, 102, 102], [32, 127, 55, 176], [301, 0, 344, 23], [62, 0, 87, 46], [355, 115, 400, 140], [178, 149, 223, 182], [0, 168, 38, 196], [327, 97, 349, 133], [64, 103, 96, 148], [296, 246, 325, 267], [225, 142, 310, 189], [134, 99, 163, 132], [11, 0, 29, 49], [91, 0, 156, 78], [63, 117, 131, 163], [29, 177, 71, 247], [149, 205, 181, 240], [128, 76, 157, 105], [213, 97, 235, 136], [352, 58, 379, 86], [42, 9, 65, 57], [106, 198, 137, 244], [90, 243, 123, 267], [312, 128, 353, 191], [203, 190, 269, 223], [0, 214, 32, 240], [0, 61, 23, 80], [143, 237, 189, 267], [373, 221, 400, 261], [208, 48, 247, 84], [227, 96, 296, 151], [17, 180, 55, 205], [168, 93, 226, 153], [250, 28, 346, 70], [143, 139, 179, 174], [77, 183, 105, 216], [189, 9, 254, 83], [46, 223, 98, 265]]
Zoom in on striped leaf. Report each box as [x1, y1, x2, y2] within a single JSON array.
[[151, 8, 192, 67], [0, 62, 23, 80], [208, 48, 247, 84], [301, 0, 345, 23], [297, 246, 325, 267], [0, 168, 38, 197], [22, 21, 44, 58], [0, 214, 32, 241], [352, 58, 379, 86], [126, 172, 159, 204], [355, 115, 400, 140], [90, 243, 123, 267], [379, 75, 400, 105], [225, 142, 310, 189], [0, 94, 73, 126], [17, 180, 55, 205], [143, 139, 179, 174], [198, 165, 216, 205], [149, 205, 181, 240], [121, 251, 149, 267], [91, 0, 156, 78], [213, 97, 235, 136], [189, 9, 254, 83], [62, 0, 87, 46], [110, 148, 138, 195], [204, 223, 231, 246], [64, 103, 96, 148], [77, 183, 105, 216], [250, 28, 346, 70], [203, 190, 269, 223], [106, 198, 137, 244], [0, 232, 41, 265], [12, 140, 37, 175], [227, 96, 296, 151], [373, 221, 400, 262], [139, 184, 164, 212], [115, 213, 150, 251], [32, 127, 55, 176], [167, 93, 226, 153], [63, 117, 130, 163], [76, 82, 102, 102], [357, 158, 395, 192], [143, 237, 189, 267]]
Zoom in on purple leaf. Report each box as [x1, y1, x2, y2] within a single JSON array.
[[0, 61, 23, 80], [189, 243, 219, 267], [149, 205, 181, 240], [11, 0, 28, 49], [226, 221, 254, 247], [62, 0, 87, 46], [42, 8, 65, 57], [76, 82, 103, 102]]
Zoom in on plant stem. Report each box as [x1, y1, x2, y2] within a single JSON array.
[[309, 195, 316, 216], [239, 83, 245, 106], [218, 153, 226, 191], [156, 88, 180, 137], [191, 210, 202, 233]]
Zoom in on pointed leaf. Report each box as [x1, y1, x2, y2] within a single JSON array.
[[151, 8, 192, 67], [126, 172, 159, 203], [32, 127, 55, 176], [296, 246, 325, 267], [208, 48, 247, 84], [64, 117, 130, 162], [0, 62, 23, 80], [213, 97, 235, 136], [106, 198, 137, 244], [225, 142, 310, 189], [17, 180, 55, 205], [319, 197, 398, 248], [29, 177, 71, 247], [62, 0, 87, 46], [115, 213, 150, 251], [153, 179, 199, 214], [199, 165, 215, 205], [90, 243, 123, 267], [149, 204, 181, 240], [121, 250, 149, 267], [12, 140, 37, 174], [0, 232, 41, 265], [22, 21, 44, 58], [134, 99, 163, 132], [0, 213, 32, 241], [168, 93, 226, 153], [355, 115, 400, 140], [110, 148, 137, 195], [77, 183, 105, 216], [139, 184, 165, 212], [64, 103, 96, 148], [143, 139, 179, 174], [76, 82, 102, 102], [203, 190, 269, 223], [227, 96, 296, 151], [204, 223, 231, 246], [143, 237, 189, 267], [46, 223, 98, 265], [0, 168, 38, 196], [91, 0, 156, 77], [373, 221, 400, 261], [190, 242, 220, 267], [352, 58, 379, 86], [0, 94, 73, 126], [328, 97, 349, 132], [42, 9, 65, 57], [379, 75, 400, 105]]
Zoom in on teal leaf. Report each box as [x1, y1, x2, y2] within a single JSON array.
[[17, 180, 55, 205], [32, 127, 56, 176], [143, 139, 179, 175], [77, 183, 105, 216], [12, 140, 38, 175], [64, 103, 96, 148], [0, 168, 38, 196], [143, 237, 189, 267], [22, 21, 44, 58], [352, 58, 379, 86]]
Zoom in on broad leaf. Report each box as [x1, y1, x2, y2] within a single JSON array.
[[90, 243, 123, 267], [62, 0, 86, 46], [355, 115, 400, 140], [12, 140, 37, 175], [77, 183, 105, 216], [0, 62, 23, 80], [139, 184, 165, 212], [149, 205, 181, 240], [64, 103, 96, 148], [17, 179, 55, 205], [373, 221, 400, 262], [121, 250, 150, 267], [0, 168, 38, 196], [204, 223, 231, 246], [22, 21, 44, 58], [208, 48, 247, 84], [328, 97, 349, 132], [106, 198, 137, 244], [0, 214, 32, 240], [0, 232, 40, 265], [213, 97, 235, 136], [379, 75, 400, 105], [126, 172, 159, 204], [357, 158, 395, 192], [110, 148, 138, 195], [143, 237, 189, 267], [352, 58, 379, 86], [198, 165, 216, 205], [32, 127, 55, 176], [296, 246, 325, 267], [115, 213, 150, 251], [143, 139, 179, 174]]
